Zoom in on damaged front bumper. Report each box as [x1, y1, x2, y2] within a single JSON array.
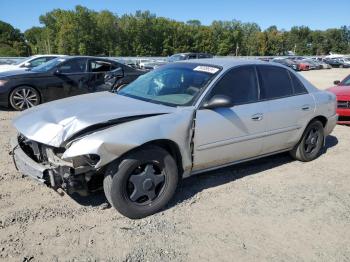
[[11, 136, 47, 183], [11, 135, 101, 196]]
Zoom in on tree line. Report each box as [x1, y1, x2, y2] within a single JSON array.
[[1, 5, 349, 57]]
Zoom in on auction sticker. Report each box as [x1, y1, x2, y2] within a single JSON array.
[[193, 66, 219, 74]]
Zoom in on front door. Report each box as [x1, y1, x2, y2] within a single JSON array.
[[45, 58, 89, 101], [193, 65, 268, 172]]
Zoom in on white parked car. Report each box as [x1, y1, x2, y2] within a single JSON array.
[[338, 58, 350, 67], [0, 55, 65, 73]]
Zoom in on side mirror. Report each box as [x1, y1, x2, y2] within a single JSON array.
[[334, 80, 341, 85], [20, 62, 31, 68], [53, 68, 62, 75], [202, 95, 234, 110]]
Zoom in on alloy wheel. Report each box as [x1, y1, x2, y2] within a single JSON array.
[[10, 87, 39, 110]]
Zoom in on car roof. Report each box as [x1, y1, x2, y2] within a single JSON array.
[[179, 58, 280, 70], [61, 56, 118, 62], [172, 52, 211, 56], [32, 54, 66, 57]]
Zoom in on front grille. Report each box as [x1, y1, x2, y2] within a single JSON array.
[[337, 101, 350, 108], [338, 116, 350, 122]]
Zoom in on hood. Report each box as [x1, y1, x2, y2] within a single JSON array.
[[0, 64, 18, 72], [327, 85, 350, 97], [13, 92, 176, 147], [0, 69, 35, 78]]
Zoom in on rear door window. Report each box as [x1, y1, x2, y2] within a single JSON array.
[[257, 65, 293, 100], [90, 60, 113, 72], [207, 66, 259, 105], [289, 72, 308, 94]]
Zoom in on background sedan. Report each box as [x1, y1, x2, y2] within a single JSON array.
[[0, 56, 145, 110], [0, 55, 65, 73]]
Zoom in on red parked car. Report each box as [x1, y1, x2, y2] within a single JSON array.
[[327, 74, 350, 124], [294, 60, 310, 71]]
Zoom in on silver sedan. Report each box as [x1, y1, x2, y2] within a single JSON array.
[[11, 59, 337, 218]]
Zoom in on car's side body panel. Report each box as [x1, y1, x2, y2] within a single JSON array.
[[192, 101, 269, 171], [262, 93, 316, 154]]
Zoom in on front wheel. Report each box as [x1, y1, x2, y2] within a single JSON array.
[[9, 86, 40, 111], [103, 145, 178, 219], [290, 120, 324, 162]]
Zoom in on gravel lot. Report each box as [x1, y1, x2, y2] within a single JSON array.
[[0, 68, 350, 261]]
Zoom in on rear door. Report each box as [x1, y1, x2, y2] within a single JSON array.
[[193, 65, 269, 171], [88, 59, 123, 92], [257, 65, 315, 154]]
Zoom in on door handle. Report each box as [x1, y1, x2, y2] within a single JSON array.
[[251, 113, 263, 121], [302, 105, 311, 111]]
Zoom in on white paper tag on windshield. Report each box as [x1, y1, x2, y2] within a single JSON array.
[[193, 66, 219, 74]]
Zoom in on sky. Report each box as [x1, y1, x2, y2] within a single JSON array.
[[0, 0, 349, 32]]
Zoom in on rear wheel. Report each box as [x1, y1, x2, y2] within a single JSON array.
[[103, 145, 178, 219], [9, 86, 40, 111], [290, 120, 324, 162]]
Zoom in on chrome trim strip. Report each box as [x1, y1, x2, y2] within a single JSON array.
[[196, 125, 300, 151]]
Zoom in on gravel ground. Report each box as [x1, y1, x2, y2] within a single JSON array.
[[0, 68, 350, 261]]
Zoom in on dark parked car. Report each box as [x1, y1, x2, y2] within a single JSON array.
[[323, 58, 350, 68], [168, 53, 213, 62], [0, 56, 145, 110]]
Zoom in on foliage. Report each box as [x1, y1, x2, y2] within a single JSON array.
[[1, 6, 350, 56], [0, 21, 28, 56]]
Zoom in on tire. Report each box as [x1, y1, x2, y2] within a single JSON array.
[[289, 120, 324, 162], [9, 86, 40, 111], [103, 145, 178, 219]]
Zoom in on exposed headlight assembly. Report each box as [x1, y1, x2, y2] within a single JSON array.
[[71, 154, 101, 168]]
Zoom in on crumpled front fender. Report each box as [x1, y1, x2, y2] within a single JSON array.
[[62, 108, 195, 176]]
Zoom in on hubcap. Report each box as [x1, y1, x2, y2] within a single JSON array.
[[127, 163, 165, 204], [12, 88, 38, 110], [304, 127, 320, 154]]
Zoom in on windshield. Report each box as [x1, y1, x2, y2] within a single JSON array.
[[168, 54, 186, 62], [341, 75, 350, 86], [14, 56, 33, 65], [31, 57, 67, 72], [118, 63, 221, 107]]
